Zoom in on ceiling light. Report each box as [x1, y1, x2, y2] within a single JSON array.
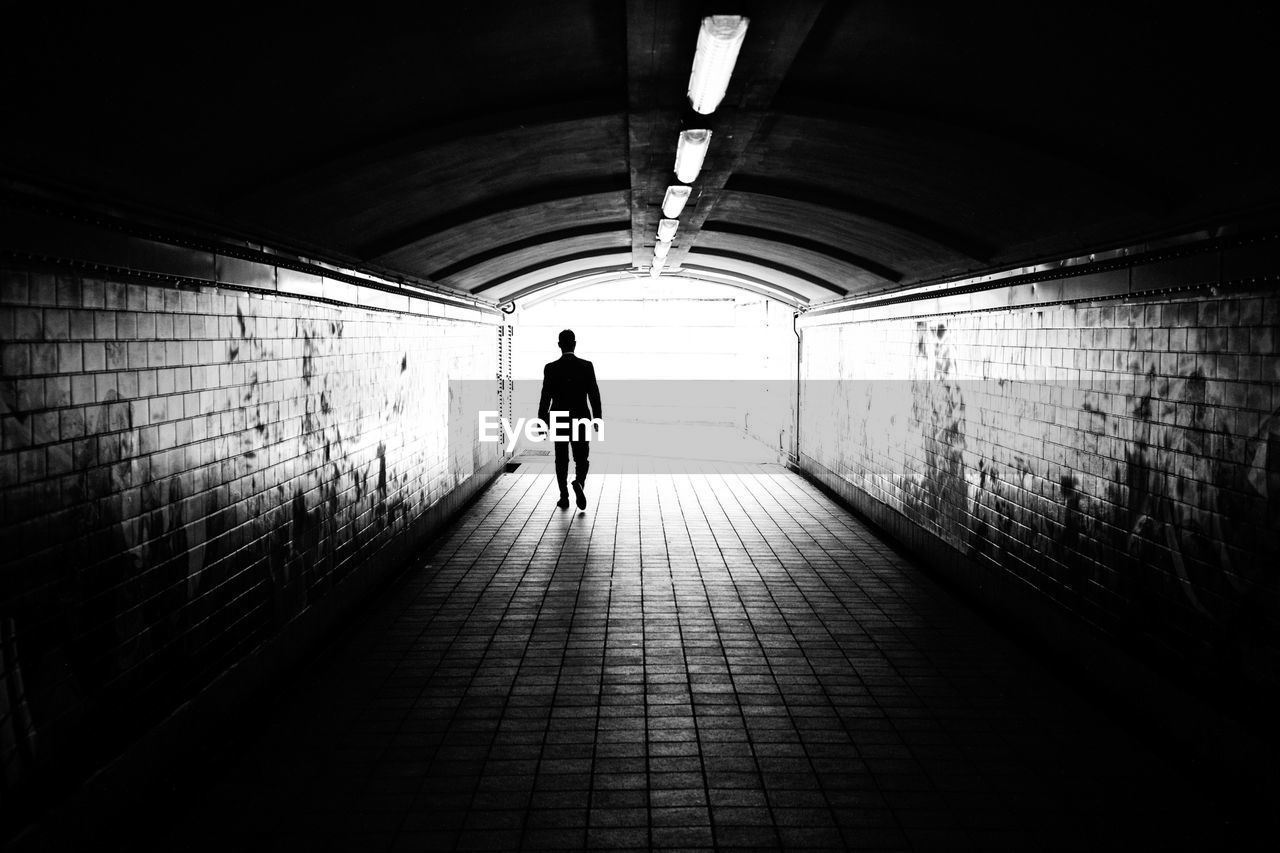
[[653, 240, 671, 260], [649, 261, 664, 278], [662, 185, 692, 218], [674, 129, 711, 183], [657, 218, 679, 241], [687, 15, 749, 115]]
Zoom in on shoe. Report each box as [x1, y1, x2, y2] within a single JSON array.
[[572, 480, 587, 510], [557, 495, 570, 509]]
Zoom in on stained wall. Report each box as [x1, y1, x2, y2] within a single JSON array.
[[0, 263, 501, 816], [798, 259, 1280, 742]]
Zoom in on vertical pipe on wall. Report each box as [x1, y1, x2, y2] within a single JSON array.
[[792, 310, 802, 464]]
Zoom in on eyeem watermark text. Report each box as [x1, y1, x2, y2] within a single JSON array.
[[478, 411, 604, 453]]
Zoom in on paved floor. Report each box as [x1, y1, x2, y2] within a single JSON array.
[[129, 459, 1243, 851]]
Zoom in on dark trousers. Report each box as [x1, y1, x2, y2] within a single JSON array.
[[554, 439, 589, 496]]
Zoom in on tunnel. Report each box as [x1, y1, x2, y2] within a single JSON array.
[[2, 2, 1279, 849]]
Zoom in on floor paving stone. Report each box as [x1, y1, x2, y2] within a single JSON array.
[[126, 458, 1251, 850]]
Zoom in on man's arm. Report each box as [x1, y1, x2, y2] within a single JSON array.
[[537, 363, 552, 426], [587, 361, 602, 420]]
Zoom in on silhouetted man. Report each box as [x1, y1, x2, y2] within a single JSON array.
[[538, 329, 602, 510]]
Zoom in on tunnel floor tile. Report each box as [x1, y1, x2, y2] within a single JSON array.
[[125, 458, 1244, 851]]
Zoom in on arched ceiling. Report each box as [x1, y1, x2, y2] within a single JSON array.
[[3, 1, 1278, 309]]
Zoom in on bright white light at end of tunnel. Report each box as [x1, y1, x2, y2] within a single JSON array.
[[511, 276, 797, 383], [688, 15, 749, 115], [674, 129, 711, 183]]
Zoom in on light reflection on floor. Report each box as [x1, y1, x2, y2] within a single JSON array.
[[512, 422, 783, 467]]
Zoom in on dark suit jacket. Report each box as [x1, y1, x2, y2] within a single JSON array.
[[538, 353, 602, 425]]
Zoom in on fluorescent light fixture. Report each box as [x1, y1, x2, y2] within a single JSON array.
[[653, 240, 671, 260], [662, 185, 692, 218], [687, 15, 749, 115], [649, 261, 664, 278], [674, 129, 711, 183], [657, 218, 680, 241]]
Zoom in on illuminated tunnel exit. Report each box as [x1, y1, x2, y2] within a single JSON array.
[[503, 276, 797, 467], [3, 2, 1280, 850]]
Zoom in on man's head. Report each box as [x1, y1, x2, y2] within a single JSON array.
[[558, 329, 576, 352]]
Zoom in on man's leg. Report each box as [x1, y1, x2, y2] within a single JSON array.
[[571, 439, 589, 488], [570, 439, 589, 509], [554, 440, 570, 507]]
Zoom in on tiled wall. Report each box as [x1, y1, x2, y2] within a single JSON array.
[[0, 267, 500, 809], [799, 290, 1280, 711]]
